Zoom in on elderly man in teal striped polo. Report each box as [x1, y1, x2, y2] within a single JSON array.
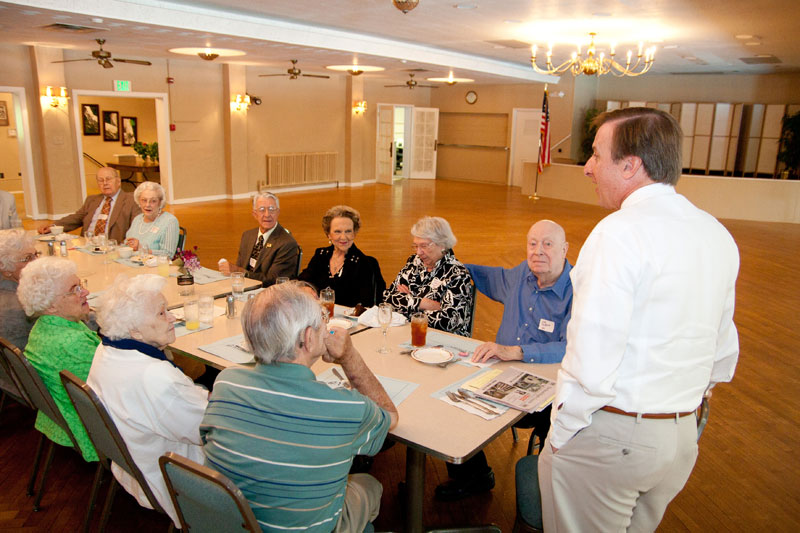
[[201, 282, 398, 533]]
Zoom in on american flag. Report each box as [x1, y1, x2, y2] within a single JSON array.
[[538, 89, 551, 174]]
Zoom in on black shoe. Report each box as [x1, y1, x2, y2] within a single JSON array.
[[434, 470, 495, 501]]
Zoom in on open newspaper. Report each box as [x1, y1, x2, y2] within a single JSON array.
[[474, 366, 555, 413]]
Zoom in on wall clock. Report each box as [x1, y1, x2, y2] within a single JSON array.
[[465, 90, 478, 105]]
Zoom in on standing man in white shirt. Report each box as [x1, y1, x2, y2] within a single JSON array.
[[38, 167, 140, 243], [538, 107, 740, 532]]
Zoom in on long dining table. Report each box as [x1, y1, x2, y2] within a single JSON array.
[[34, 236, 260, 309], [169, 310, 558, 533]]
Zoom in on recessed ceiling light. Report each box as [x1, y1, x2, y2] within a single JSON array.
[[453, 3, 477, 9], [592, 12, 612, 17], [663, 44, 678, 49], [755, 54, 771, 58], [427, 75, 474, 84], [326, 64, 385, 75], [735, 34, 753, 39], [91, 17, 103, 23], [745, 41, 761, 46], [168, 47, 246, 58]]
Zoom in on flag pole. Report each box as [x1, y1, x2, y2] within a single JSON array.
[[530, 83, 548, 201]]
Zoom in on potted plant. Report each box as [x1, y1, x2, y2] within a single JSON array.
[[579, 107, 601, 164], [777, 111, 800, 180], [133, 141, 159, 165]]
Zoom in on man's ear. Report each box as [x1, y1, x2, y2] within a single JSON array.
[[622, 155, 644, 180]]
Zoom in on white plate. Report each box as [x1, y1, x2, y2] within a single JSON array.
[[327, 318, 353, 330], [38, 234, 78, 242], [412, 347, 453, 365]]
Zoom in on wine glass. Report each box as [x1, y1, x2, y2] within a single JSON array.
[[377, 303, 392, 354]]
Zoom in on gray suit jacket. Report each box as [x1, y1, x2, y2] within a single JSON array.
[[0, 191, 21, 229], [235, 223, 299, 287], [56, 191, 141, 243]]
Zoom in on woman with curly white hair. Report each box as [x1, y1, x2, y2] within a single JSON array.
[[384, 216, 474, 337], [88, 274, 208, 527], [17, 256, 99, 462], [0, 228, 38, 350], [124, 181, 180, 254]]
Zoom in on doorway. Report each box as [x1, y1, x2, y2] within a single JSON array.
[[375, 104, 439, 184], [508, 108, 542, 187], [0, 86, 37, 221]]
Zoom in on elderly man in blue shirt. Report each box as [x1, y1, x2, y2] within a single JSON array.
[[435, 219, 572, 501]]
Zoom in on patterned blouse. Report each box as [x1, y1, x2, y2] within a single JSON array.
[[384, 250, 474, 337]]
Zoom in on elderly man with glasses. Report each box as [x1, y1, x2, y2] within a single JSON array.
[[38, 167, 140, 243], [219, 192, 300, 287]]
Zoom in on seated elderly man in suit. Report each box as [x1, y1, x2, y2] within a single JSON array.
[[219, 192, 299, 287], [38, 167, 140, 243]]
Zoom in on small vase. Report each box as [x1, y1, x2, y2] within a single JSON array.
[[177, 272, 194, 296]]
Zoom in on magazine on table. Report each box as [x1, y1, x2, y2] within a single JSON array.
[[473, 366, 555, 413]]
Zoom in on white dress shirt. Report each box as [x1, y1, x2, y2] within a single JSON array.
[[87, 343, 208, 527], [549, 183, 740, 449]]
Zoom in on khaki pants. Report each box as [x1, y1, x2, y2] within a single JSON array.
[[538, 409, 698, 532], [333, 473, 382, 533]]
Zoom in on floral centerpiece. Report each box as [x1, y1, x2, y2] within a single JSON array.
[[174, 246, 201, 274], [132, 141, 159, 163]]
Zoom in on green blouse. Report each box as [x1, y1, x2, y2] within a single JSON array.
[[24, 315, 100, 462]]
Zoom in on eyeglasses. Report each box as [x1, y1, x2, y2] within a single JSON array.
[[255, 206, 279, 214], [16, 251, 41, 263], [96, 177, 118, 184], [411, 242, 437, 251], [63, 280, 87, 297]]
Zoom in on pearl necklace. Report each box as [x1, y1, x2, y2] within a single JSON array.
[[137, 212, 162, 235]]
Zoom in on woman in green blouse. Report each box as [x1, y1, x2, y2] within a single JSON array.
[[17, 257, 99, 462]]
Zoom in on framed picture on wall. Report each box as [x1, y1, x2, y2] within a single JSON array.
[[121, 116, 137, 146], [102, 111, 119, 141], [0, 101, 8, 127], [82, 104, 100, 135]]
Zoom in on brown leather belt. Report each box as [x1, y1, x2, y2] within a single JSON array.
[[601, 405, 695, 419]]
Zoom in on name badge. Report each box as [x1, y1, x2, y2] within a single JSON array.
[[151, 226, 159, 234], [249, 257, 258, 269], [98, 214, 109, 220], [538, 318, 555, 333]]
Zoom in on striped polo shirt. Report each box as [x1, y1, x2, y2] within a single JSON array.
[[200, 362, 391, 532]]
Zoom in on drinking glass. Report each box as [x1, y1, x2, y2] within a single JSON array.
[[231, 272, 245, 300], [411, 311, 428, 347], [377, 303, 393, 354], [103, 239, 117, 264], [156, 252, 170, 277], [276, 277, 290, 285], [320, 287, 335, 320], [198, 295, 214, 326], [184, 298, 199, 330]]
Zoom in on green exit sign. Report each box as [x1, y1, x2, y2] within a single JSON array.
[[114, 80, 131, 92]]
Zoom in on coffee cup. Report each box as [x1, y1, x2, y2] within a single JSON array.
[[117, 246, 133, 259], [50, 225, 64, 235]]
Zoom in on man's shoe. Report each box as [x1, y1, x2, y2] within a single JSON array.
[[434, 470, 495, 501]]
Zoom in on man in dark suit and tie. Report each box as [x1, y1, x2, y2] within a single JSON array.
[[38, 167, 140, 243], [219, 192, 299, 287]]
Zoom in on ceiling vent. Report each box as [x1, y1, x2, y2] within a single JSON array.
[[402, 68, 430, 72], [42, 23, 106, 33], [485, 39, 531, 49], [739, 55, 781, 64]]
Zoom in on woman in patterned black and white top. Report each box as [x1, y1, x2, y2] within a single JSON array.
[[384, 216, 473, 337]]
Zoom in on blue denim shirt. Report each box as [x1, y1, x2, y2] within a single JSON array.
[[466, 260, 572, 364]]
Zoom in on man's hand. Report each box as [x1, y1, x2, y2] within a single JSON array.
[[323, 327, 357, 364], [471, 342, 524, 363], [38, 224, 52, 235], [551, 444, 559, 454], [419, 297, 441, 311]]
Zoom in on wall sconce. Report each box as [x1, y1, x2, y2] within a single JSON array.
[[353, 100, 368, 115], [44, 86, 68, 108], [232, 94, 251, 112]]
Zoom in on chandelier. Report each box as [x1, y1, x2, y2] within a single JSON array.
[[392, 0, 419, 14], [531, 33, 655, 77]]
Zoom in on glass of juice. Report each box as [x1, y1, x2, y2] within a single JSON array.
[[320, 287, 335, 319], [411, 311, 428, 347], [184, 298, 199, 330]]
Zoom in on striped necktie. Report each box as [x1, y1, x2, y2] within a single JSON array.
[[247, 234, 265, 272], [93, 196, 112, 236]]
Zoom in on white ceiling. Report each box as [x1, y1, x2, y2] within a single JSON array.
[[0, 0, 798, 85]]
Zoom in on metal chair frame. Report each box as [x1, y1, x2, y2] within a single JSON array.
[[176, 226, 187, 253], [159, 452, 261, 533], [0, 336, 34, 418], [60, 370, 172, 532]]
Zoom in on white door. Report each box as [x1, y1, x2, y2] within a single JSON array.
[[509, 108, 542, 187], [376, 104, 394, 185], [410, 107, 438, 180]]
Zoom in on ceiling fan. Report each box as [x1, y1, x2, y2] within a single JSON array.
[[384, 73, 438, 90], [259, 59, 330, 79], [51, 39, 152, 69]]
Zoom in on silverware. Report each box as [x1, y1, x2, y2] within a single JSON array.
[[457, 389, 500, 414], [445, 391, 497, 415], [437, 357, 458, 368], [228, 343, 250, 354], [332, 367, 351, 389]]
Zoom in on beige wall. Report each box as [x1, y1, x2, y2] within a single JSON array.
[[0, 92, 22, 192], [532, 162, 800, 223]]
